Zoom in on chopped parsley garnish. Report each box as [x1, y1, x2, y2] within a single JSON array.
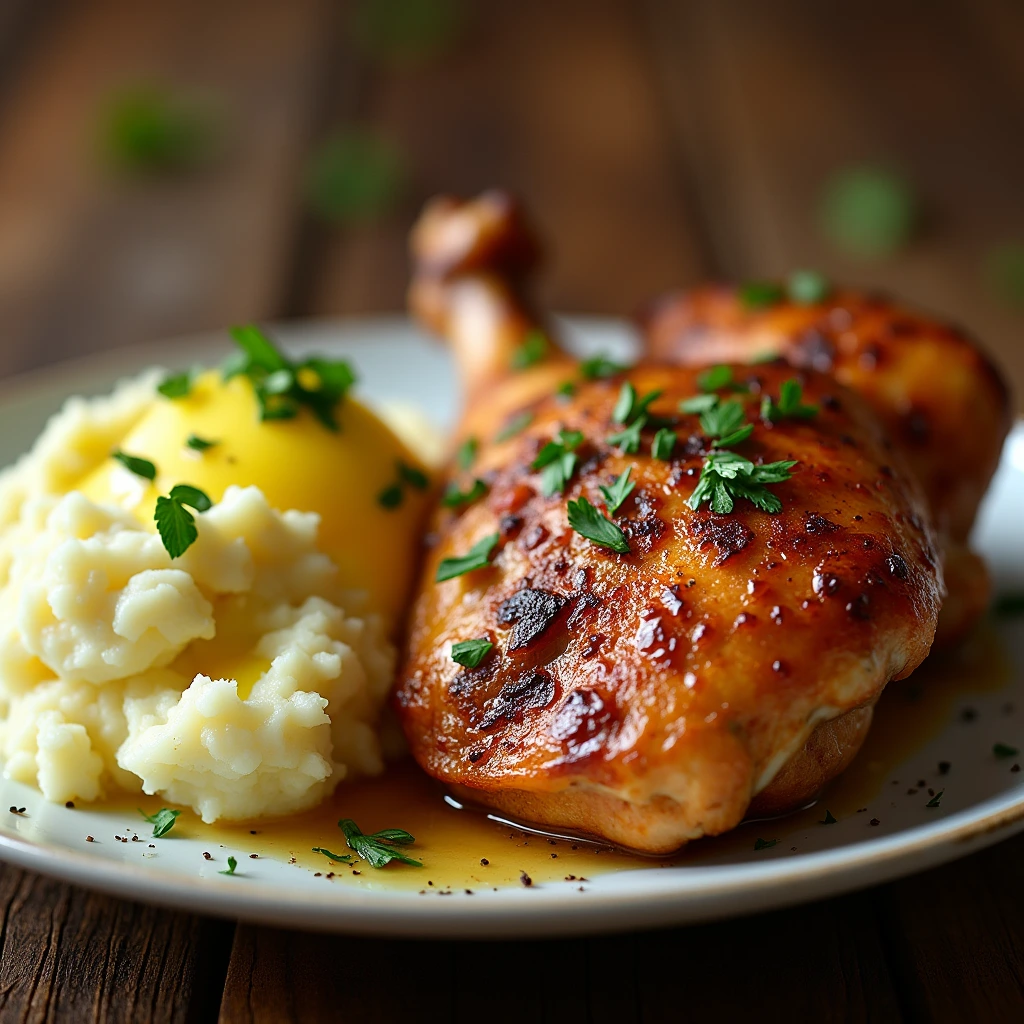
[[225, 324, 356, 430], [696, 365, 748, 393], [753, 837, 778, 850], [820, 809, 837, 825], [378, 459, 430, 510], [926, 790, 944, 808], [220, 856, 238, 876], [436, 533, 499, 582], [312, 846, 352, 863], [994, 743, 1020, 759], [688, 452, 796, 515], [739, 282, 784, 310], [451, 638, 494, 668], [761, 378, 819, 422], [157, 370, 193, 399], [442, 479, 488, 508], [556, 381, 575, 400], [699, 399, 754, 448], [456, 437, 478, 471], [532, 429, 583, 497], [495, 411, 533, 443], [567, 497, 629, 554], [819, 166, 917, 259], [339, 818, 421, 868], [580, 354, 628, 379], [652, 428, 677, 461], [680, 393, 720, 415], [154, 484, 213, 558], [599, 467, 635, 515], [612, 382, 662, 425], [186, 434, 217, 451], [511, 330, 548, 370], [112, 450, 157, 481], [788, 269, 832, 305], [607, 418, 645, 454], [139, 807, 180, 838]]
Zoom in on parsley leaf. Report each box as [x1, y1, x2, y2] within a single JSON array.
[[556, 381, 575, 400], [312, 846, 352, 863], [139, 807, 180, 838], [580, 354, 628, 379], [696, 365, 749, 394], [186, 434, 217, 451], [821, 809, 838, 825], [456, 437, 478, 471], [699, 399, 753, 448], [567, 497, 630, 554], [612, 383, 662, 425], [994, 743, 1020, 759], [680, 393, 720, 415], [398, 461, 429, 490], [607, 416, 646, 454], [753, 837, 778, 850], [378, 483, 403, 509], [226, 324, 356, 430], [442, 479, 488, 508], [819, 166, 917, 259], [112, 450, 157, 481], [154, 484, 213, 558], [688, 453, 797, 515], [451, 638, 494, 668], [599, 467, 635, 515], [739, 282, 784, 310], [761, 378, 819, 422], [511, 330, 548, 370], [652, 428, 677, 460], [788, 269, 832, 305], [495, 411, 533, 443], [926, 790, 944, 808], [378, 459, 431, 509], [532, 430, 583, 497], [157, 370, 193, 399], [436, 533, 499, 582], [220, 856, 238, 876], [339, 818, 421, 868]]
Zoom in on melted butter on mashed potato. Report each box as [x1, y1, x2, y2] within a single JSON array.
[[0, 368, 437, 822]]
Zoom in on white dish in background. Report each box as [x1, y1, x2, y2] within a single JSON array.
[[0, 316, 1020, 938]]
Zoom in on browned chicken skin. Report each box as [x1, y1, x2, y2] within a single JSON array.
[[641, 286, 1012, 644], [396, 193, 944, 853]]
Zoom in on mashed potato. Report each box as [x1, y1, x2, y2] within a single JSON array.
[[0, 370, 437, 821]]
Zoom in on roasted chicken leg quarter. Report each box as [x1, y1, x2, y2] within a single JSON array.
[[397, 193, 943, 854]]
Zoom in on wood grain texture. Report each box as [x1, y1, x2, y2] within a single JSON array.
[[303, 0, 704, 317], [0, 0, 335, 376], [0, 865, 233, 1023], [646, 0, 1024, 408]]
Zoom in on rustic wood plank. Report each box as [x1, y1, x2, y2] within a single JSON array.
[[0, 865, 234, 1023], [0, 0, 335, 375], [647, 0, 1024, 407], [301, 0, 705, 318]]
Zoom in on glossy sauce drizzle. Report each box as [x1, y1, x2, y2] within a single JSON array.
[[124, 624, 1009, 890]]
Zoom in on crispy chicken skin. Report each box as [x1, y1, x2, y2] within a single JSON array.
[[641, 286, 1012, 643], [396, 194, 943, 853]]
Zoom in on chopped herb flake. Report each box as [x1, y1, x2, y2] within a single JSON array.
[[567, 497, 630, 554], [753, 837, 778, 850], [139, 807, 180, 838], [495, 411, 533, 443], [112, 450, 157, 481], [442, 479, 488, 508], [787, 269, 832, 305], [580, 354, 628, 379], [994, 743, 1020, 759], [220, 856, 238, 875], [436, 533, 499, 582], [697, 365, 748, 393], [740, 282, 785, 310], [925, 790, 944, 808], [511, 330, 548, 370], [607, 416, 646, 454], [680, 393, 720, 415], [612, 383, 662, 425], [339, 818, 421, 868], [820, 809, 837, 825], [312, 846, 352, 863], [652, 428, 677, 461], [157, 370, 193, 399], [532, 430, 583, 497], [451, 638, 494, 668], [154, 484, 212, 558], [688, 452, 797, 515], [599, 467, 635, 515], [456, 437, 478, 471], [186, 434, 217, 451], [761, 378, 819, 422]]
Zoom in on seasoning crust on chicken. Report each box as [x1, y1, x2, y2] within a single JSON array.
[[641, 285, 1011, 644], [396, 193, 944, 854]]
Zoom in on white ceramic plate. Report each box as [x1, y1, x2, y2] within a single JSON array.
[[0, 317, 1020, 938]]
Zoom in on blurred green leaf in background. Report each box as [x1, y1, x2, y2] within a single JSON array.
[[818, 165, 919, 259], [304, 129, 404, 225], [100, 86, 220, 176], [986, 243, 1024, 308], [350, 0, 465, 65]]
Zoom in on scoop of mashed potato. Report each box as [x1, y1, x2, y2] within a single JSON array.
[[0, 373, 436, 822]]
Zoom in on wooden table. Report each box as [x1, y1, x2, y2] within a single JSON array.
[[0, 1, 1022, 1019]]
